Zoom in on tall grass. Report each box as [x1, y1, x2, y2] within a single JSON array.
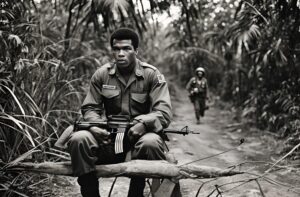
[[0, 1, 109, 196]]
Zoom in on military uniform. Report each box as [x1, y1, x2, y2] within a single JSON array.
[[186, 76, 208, 121], [57, 59, 172, 178]]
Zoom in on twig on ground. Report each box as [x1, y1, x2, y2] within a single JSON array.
[[195, 178, 218, 197], [262, 142, 300, 177], [255, 179, 266, 197], [180, 139, 244, 166], [215, 184, 223, 197], [245, 172, 300, 194]]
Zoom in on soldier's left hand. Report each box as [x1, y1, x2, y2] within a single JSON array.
[[128, 121, 146, 143]]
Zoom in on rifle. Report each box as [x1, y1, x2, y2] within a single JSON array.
[[74, 115, 200, 137], [74, 115, 134, 131]]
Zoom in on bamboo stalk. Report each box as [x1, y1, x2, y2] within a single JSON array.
[[2, 160, 243, 179]]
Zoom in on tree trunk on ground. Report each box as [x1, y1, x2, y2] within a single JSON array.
[[2, 160, 243, 179]]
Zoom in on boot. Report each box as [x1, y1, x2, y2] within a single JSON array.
[[78, 171, 100, 197], [127, 177, 145, 197]]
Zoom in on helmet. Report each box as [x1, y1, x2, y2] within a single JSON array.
[[195, 67, 205, 74]]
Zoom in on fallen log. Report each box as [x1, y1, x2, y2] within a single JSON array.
[[2, 160, 243, 179]]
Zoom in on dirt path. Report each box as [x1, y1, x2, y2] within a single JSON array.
[[51, 92, 300, 197], [166, 93, 300, 197]]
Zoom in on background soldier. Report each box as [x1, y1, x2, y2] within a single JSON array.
[[186, 67, 209, 124], [56, 28, 172, 197]]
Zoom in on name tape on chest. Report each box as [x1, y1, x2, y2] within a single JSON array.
[[102, 84, 116, 90], [157, 74, 166, 84]]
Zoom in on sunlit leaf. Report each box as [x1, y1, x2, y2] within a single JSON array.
[[8, 34, 23, 46], [278, 50, 287, 63], [275, 38, 282, 51], [262, 49, 272, 66]]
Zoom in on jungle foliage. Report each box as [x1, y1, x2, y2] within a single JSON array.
[[0, 0, 300, 196], [163, 0, 300, 159]]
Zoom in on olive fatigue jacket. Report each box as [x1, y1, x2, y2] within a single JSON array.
[[186, 77, 208, 98], [81, 59, 172, 133]]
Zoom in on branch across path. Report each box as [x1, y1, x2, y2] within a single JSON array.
[[2, 160, 243, 179]]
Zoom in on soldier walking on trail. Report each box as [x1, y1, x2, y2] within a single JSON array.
[[56, 28, 172, 197], [186, 67, 209, 124]]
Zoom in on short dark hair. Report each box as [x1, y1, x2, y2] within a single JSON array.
[[110, 28, 139, 49]]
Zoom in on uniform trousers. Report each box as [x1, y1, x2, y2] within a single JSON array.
[[193, 97, 206, 120], [67, 130, 166, 177]]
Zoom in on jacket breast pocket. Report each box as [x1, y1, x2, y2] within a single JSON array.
[[101, 89, 121, 114], [131, 93, 150, 115]]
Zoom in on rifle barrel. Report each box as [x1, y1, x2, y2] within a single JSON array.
[[163, 128, 200, 135]]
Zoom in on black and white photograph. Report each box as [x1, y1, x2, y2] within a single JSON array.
[[1, 0, 300, 196]]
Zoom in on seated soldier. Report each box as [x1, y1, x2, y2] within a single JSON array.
[[56, 27, 172, 197]]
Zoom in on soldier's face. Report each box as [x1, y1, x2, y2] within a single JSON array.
[[197, 71, 204, 78], [112, 39, 137, 70]]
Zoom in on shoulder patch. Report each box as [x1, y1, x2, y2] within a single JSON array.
[[157, 74, 166, 84], [94, 63, 112, 76], [101, 63, 112, 69], [140, 62, 157, 71], [97, 63, 111, 72]]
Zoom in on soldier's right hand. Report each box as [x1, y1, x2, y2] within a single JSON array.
[[89, 126, 111, 145]]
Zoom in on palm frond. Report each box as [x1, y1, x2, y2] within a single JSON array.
[[186, 47, 226, 65], [102, 0, 129, 11]]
